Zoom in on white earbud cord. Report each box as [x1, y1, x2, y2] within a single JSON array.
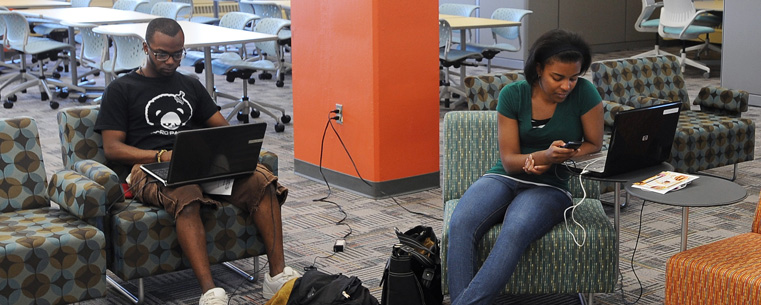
[[564, 159, 600, 247]]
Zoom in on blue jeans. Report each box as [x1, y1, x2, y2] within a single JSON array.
[[447, 174, 572, 305]]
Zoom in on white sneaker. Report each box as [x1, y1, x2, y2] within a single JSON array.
[[263, 266, 301, 299], [199, 287, 228, 305]]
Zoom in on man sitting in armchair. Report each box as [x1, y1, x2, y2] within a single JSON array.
[[94, 18, 298, 305]]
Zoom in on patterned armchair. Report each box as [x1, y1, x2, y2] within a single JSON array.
[[55, 106, 278, 303], [440, 111, 617, 300], [590, 55, 755, 177], [665, 190, 761, 304], [463, 72, 524, 110], [0, 117, 106, 305]]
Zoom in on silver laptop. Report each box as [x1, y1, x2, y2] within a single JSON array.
[[141, 123, 267, 187], [567, 102, 682, 178]]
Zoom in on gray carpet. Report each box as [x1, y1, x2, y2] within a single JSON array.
[[3, 41, 756, 305]]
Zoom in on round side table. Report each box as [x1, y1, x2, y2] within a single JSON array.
[[625, 175, 747, 251]]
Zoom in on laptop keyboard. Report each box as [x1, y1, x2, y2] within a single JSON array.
[[153, 167, 170, 180], [573, 157, 606, 172], [569, 151, 607, 172]]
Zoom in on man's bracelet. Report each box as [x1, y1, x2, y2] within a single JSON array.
[[156, 149, 167, 163]]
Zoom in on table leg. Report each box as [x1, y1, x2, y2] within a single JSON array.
[[203, 46, 216, 101], [681, 206, 689, 252], [614, 182, 621, 278], [213, 0, 220, 19], [459, 29, 467, 86], [68, 26, 78, 84]]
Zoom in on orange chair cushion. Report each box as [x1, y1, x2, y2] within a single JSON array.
[[665, 233, 761, 305]]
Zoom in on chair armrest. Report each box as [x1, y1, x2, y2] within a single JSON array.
[[602, 100, 634, 127], [693, 86, 749, 117], [48, 169, 107, 220], [72, 159, 125, 205]]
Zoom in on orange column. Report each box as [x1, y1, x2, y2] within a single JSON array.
[[291, 0, 440, 198]]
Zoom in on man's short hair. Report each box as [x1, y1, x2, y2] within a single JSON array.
[[145, 18, 184, 45]]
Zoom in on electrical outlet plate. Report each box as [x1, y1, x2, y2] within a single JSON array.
[[335, 104, 343, 124]]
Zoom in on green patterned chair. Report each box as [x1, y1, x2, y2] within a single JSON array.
[[55, 106, 278, 303], [440, 111, 617, 301], [0, 117, 106, 305], [591, 55, 755, 178]]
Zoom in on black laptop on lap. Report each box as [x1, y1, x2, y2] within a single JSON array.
[[141, 123, 267, 187], [568, 102, 682, 178]]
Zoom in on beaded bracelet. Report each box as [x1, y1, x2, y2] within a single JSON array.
[[156, 149, 167, 163]]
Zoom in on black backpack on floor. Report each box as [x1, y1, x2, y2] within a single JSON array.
[[286, 269, 379, 305]]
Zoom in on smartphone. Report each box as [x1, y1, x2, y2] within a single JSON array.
[[561, 141, 582, 150]]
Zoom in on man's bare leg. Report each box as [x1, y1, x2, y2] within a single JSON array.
[[176, 201, 216, 292], [253, 186, 285, 276]]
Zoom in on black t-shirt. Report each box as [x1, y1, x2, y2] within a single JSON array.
[[95, 71, 219, 151]]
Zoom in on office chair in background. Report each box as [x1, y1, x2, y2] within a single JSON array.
[[464, 8, 532, 73]]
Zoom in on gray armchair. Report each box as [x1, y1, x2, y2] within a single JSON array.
[[440, 111, 617, 302], [590, 55, 754, 178], [0, 116, 106, 305], [55, 106, 279, 303]]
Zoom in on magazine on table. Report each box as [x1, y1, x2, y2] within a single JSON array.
[[631, 171, 699, 194]]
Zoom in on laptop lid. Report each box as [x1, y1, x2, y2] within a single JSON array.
[[575, 102, 682, 178], [143, 123, 267, 187]]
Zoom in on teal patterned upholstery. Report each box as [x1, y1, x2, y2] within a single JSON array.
[[55, 106, 277, 300], [0, 117, 106, 305], [463, 72, 524, 110], [440, 111, 617, 295], [591, 55, 755, 174]]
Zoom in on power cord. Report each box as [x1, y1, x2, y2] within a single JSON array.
[[321, 111, 442, 221], [619, 199, 646, 305], [308, 112, 353, 269], [309, 110, 443, 268]]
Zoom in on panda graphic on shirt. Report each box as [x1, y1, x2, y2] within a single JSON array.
[[144, 91, 193, 135]]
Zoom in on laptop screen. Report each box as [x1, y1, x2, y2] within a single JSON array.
[[167, 123, 267, 186], [602, 102, 682, 176]]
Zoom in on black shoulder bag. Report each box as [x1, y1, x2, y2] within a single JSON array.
[[380, 226, 443, 305], [286, 269, 379, 305]]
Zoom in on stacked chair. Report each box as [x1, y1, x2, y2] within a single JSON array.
[[440, 111, 617, 303], [0, 116, 106, 305], [55, 106, 280, 304]]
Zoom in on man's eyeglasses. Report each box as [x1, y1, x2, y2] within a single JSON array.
[[147, 45, 185, 62]]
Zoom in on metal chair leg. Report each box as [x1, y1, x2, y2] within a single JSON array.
[[107, 257, 259, 304]]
